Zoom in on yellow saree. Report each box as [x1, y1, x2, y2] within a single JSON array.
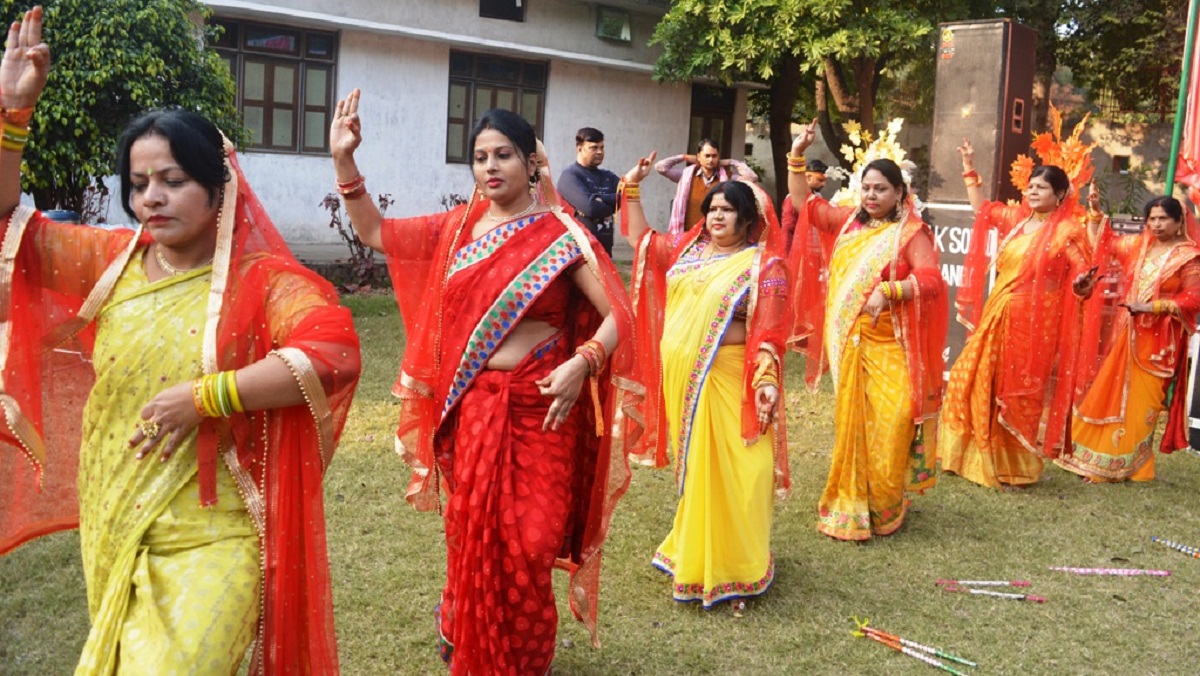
[[817, 222, 937, 541], [652, 246, 776, 606], [76, 254, 258, 675], [940, 230, 1046, 488]]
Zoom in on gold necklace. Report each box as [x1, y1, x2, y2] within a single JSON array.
[[486, 199, 538, 223], [154, 244, 212, 276]]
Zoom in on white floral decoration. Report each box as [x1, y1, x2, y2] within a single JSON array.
[[826, 118, 923, 215]]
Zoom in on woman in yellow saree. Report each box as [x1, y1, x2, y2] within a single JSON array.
[[0, 10, 360, 673], [621, 156, 791, 611], [786, 122, 946, 541], [940, 135, 1095, 490], [1064, 196, 1200, 482]]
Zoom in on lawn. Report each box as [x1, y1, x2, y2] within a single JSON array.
[[2, 293, 1199, 675]]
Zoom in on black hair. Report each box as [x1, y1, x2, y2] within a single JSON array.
[[700, 181, 758, 239], [469, 108, 537, 162], [1030, 165, 1071, 201], [696, 137, 720, 154], [854, 158, 908, 224], [1143, 195, 1184, 223], [808, 159, 829, 174], [575, 127, 604, 145], [116, 109, 228, 221]]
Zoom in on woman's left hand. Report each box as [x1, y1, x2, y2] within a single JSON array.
[[536, 355, 590, 431], [755, 383, 779, 433], [1121, 301, 1152, 315], [129, 381, 203, 462]]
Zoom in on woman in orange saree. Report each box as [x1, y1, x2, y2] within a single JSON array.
[[787, 122, 946, 541], [330, 95, 639, 675], [1063, 196, 1200, 482], [940, 138, 1095, 489], [0, 10, 360, 674], [619, 155, 791, 611]]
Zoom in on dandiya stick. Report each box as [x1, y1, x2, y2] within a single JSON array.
[[936, 578, 1031, 587], [1151, 536, 1200, 558], [1049, 566, 1170, 577], [863, 632, 969, 676], [862, 626, 979, 668], [943, 585, 1046, 603]]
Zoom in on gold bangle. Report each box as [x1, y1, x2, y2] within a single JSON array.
[[786, 152, 806, 166], [0, 106, 33, 127], [226, 370, 244, 413], [786, 164, 807, 174]]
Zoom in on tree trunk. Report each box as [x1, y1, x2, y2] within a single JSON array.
[[853, 56, 877, 134], [815, 78, 848, 169], [768, 55, 804, 209]]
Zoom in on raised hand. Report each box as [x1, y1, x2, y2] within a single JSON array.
[[790, 118, 818, 154], [0, 6, 50, 111], [330, 88, 362, 159], [624, 150, 657, 184], [956, 138, 975, 171]]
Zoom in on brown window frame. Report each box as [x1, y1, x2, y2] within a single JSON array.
[[212, 19, 337, 154], [446, 51, 547, 164]]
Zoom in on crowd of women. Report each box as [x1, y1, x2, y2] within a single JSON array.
[[0, 6, 1197, 674]]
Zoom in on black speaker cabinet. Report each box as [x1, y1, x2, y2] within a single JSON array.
[[929, 20, 1037, 205]]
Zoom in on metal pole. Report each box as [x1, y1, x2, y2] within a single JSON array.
[[1166, 0, 1200, 193]]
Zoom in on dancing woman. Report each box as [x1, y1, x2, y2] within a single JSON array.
[[330, 91, 638, 674], [786, 121, 946, 541], [1063, 196, 1200, 482], [940, 134, 1096, 490], [0, 8, 361, 673], [620, 152, 790, 610]]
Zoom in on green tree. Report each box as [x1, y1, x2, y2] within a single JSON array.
[[0, 0, 242, 217], [650, 0, 974, 204], [1057, 0, 1189, 122]]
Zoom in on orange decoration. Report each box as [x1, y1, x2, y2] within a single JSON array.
[[1009, 103, 1095, 193]]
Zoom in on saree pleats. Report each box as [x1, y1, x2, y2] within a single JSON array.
[[818, 313, 927, 540], [76, 258, 258, 675], [652, 247, 775, 607], [1060, 328, 1162, 481], [439, 337, 576, 676], [941, 230, 1046, 488]]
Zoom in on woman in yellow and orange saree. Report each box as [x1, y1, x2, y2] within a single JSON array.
[[621, 155, 791, 610], [1063, 196, 1200, 482], [786, 123, 946, 541], [0, 12, 360, 674], [941, 133, 1095, 490], [331, 99, 639, 675]]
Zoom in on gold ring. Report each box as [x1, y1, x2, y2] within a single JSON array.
[[139, 420, 161, 438]]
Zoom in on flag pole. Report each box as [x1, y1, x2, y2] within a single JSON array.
[[1166, 0, 1200, 193]]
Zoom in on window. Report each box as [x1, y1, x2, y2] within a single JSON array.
[[1112, 154, 1131, 175], [596, 6, 631, 43], [480, 0, 525, 22], [212, 19, 337, 154], [447, 51, 547, 164]]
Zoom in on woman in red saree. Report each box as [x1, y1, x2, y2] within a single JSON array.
[[786, 122, 946, 541], [0, 9, 360, 673], [330, 93, 638, 674], [619, 157, 791, 612], [940, 138, 1096, 490], [1063, 196, 1200, 482]]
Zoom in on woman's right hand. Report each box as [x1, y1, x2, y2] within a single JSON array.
[[790, 118, 818, 155], [330, 88, 363, 159], [624, 151, 656, 184], [957, 138, 975, 172], [0, 6, 50, 111], [862, 286, 887, 325]]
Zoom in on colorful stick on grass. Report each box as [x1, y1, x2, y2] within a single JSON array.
[[851, 618, 977, 673], [936, 579, 1031, 587], [1151, 536, 1200, 559], [941, 584, 1046, 603], [1049, 566, 1170, 577]]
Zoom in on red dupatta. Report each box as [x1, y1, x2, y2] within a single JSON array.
[[1077, 212, 1200, 454], [384, 197, 640, 646], [0, 145, 359, 674], [957, 196, 1092, 458], [624, 181, 792, 497]]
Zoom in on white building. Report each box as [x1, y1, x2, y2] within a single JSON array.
[[204, 0, 753, 246]]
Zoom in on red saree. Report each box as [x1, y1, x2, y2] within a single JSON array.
[[0, 146, 360, 673], [381, 200, 639, 674]]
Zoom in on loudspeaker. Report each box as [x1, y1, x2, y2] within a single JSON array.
[[928, 20, 1037, 205]]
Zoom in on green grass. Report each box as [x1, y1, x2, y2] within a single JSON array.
[[3, 294, 1200, 674]]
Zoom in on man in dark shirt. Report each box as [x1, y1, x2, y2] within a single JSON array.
[[557, 127, 621, 254]]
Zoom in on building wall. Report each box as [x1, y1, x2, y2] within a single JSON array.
[[206, 0, 709, 244]]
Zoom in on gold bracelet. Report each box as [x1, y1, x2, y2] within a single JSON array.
[[0, 106, 33, 127], [786, 152, 806, 166]]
